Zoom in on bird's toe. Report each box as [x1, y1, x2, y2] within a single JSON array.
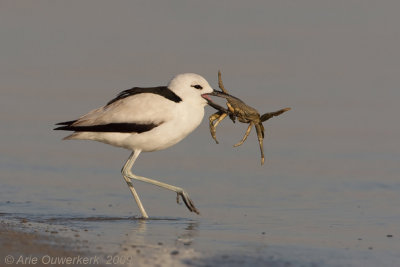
[[178, 191, 200, 215]]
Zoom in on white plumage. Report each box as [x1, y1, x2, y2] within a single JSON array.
[[55, 73, 214, 218]]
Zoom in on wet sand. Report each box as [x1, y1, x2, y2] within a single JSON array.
[[0, 217, 200, 267], [1, 213, 399, 267], [0, 217, 311, 267], [0, 223, 193, 267], [0, 218, 97, 267]]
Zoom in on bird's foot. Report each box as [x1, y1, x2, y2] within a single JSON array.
[[176, 191, 200, 215]]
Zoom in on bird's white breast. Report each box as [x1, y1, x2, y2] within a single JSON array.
[[122, 100, 205, 152]]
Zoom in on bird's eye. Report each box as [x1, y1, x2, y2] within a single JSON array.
[[191, 84, 203, 90]]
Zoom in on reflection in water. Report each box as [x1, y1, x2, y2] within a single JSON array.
[[121, 219, 199, 248], [175, 222, 199, 247], [123, 219, 148, 248], [114, 219, 201, 266]]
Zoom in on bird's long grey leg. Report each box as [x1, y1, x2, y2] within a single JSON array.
[[122, 150, 149, 219], [123, 152, 200, 215]]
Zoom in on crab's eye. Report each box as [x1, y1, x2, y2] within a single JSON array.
[[191, 84, 203, 90]]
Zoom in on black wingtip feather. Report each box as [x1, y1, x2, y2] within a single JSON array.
[[55, 120, 77, 126], [54, 125, 72, 131], [53, 122, 160, 133], [106, 86, 182, 106]]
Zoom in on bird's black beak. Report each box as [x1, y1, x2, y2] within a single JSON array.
[[202, 89, 231, 101], [202, 89, 241, 103], [208, 89, 231, 98]]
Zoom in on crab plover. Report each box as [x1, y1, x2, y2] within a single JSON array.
[[55, 73, 216, 218]]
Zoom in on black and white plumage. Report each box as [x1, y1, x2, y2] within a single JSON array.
[[55, 73, 215, 218]]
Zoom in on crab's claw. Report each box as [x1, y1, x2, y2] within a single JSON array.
[[202, 89, 231, 102], [206, 90, 240, 100], [202, 90, 230, 113], [202, 90, 239, 123]]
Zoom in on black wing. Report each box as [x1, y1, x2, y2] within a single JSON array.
[[106, 86, 182, 106], [54, 86, 180, 133], [54, 122, 160, 133]]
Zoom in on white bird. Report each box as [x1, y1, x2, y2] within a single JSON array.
[[55, 73, 215, 219]]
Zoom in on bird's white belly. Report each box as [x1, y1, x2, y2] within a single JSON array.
[[91, 103, 205, 152]]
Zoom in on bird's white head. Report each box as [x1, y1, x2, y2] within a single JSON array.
[[168, 73, 214, 106]]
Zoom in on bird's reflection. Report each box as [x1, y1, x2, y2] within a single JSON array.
[[121, 218, 199, 249], [175, 222, 199, 247]]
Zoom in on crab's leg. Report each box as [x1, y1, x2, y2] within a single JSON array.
[[233, 122, 253, 147], [225, 102, 237, 122], [260, 107, 291, 122], [213, 112, 227, 128], [207, 101, 229, 114], [209, 112, 221, 143], [209, 112, 228, 144], [218, 70, 229, 94], [226, 102, 235, 113], [255, 123, 265, 165]]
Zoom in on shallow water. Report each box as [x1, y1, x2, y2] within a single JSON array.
[[1, 131, 400, 266], [1, 80, 400, 266]]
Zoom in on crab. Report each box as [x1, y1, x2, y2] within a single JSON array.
[[206, 71, 291, 165]]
